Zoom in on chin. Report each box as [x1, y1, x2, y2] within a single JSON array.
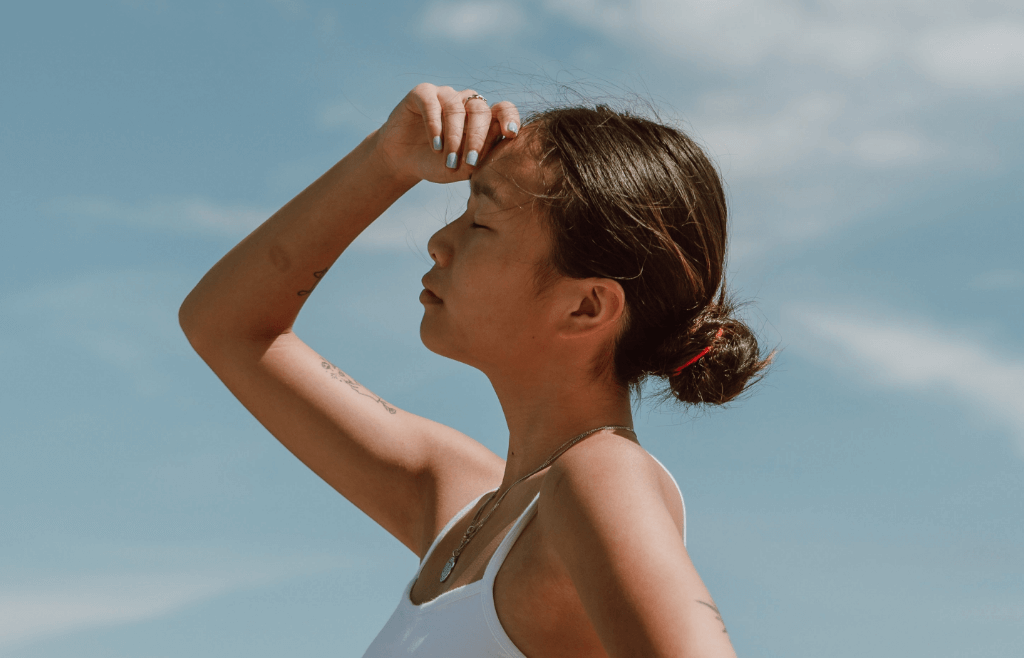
[[419, 318, 478, 367], [419, 316, 452, 358]]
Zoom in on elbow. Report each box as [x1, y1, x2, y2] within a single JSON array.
[[178, 290, 285, 357], [178, 290, 213, 355], [178, 295, 202, 353]]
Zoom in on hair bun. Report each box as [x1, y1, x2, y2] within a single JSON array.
[[662, 296, 773, 406]]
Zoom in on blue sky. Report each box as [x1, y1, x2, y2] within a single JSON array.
[[1, 1, 1022, 656]]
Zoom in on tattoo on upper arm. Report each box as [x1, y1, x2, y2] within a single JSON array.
[[697, 600, 728, 634], [297, 267, 329, 296], [321, 360, 397, 415]]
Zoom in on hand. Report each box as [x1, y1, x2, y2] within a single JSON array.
[[373, 83, 521, 185]]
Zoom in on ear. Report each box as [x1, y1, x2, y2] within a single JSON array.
[[559, 278, 626, 338]]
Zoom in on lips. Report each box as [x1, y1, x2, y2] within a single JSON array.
[[420, 288, 443, 304], [420, 275, 443, 303]]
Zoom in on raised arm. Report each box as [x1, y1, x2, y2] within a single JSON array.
[[178, 84, 520, 555]]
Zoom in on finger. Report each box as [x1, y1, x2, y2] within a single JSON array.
[[440, 88, 470, 170], [411, 83, 443, 151], [477, 117, 503, 162], [461, 96, 492, 167], [491, 101, 521, 139]]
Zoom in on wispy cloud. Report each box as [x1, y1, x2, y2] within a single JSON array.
[[0, 573, 245, 649], [791, 306, 1024, 455], [0, 547, 338, 651], [46, 196, 274, 238], [43, 183, 463, 252], [530, 0, 1020, 258], [912, 22, 1024, 91], [694, 92, 941, 181], [4, 271, 193, 395], [420, 1, 526, 41], [545, 0, 1024, 90]]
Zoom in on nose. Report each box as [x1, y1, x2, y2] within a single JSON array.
[[427, 221, 453, 267]]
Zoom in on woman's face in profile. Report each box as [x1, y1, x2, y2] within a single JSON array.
[[420, 134, 561, 373]]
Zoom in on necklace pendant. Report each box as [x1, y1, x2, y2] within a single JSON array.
[[440, 556, 457, 582]]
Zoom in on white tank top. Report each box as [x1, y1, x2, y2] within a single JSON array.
[[360, 456, 686, 658]]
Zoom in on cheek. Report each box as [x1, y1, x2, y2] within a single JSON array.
[[425, 233, 551, 357]]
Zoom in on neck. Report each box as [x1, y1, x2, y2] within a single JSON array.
[[485, 364, 636, 489]]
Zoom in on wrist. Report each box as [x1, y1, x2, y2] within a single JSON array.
[[361, 129, 422, 191]]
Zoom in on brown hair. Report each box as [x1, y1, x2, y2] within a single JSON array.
[[525, 105, 772, 405]]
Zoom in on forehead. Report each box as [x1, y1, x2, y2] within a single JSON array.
[[471, 133, 549, 205]]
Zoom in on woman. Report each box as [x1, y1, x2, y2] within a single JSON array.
[[179, 83, 769, 657]]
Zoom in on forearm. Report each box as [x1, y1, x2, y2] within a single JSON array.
[[179, 130, 418, 349]]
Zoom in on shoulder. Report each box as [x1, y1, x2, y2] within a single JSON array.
[[537, 433, 685, 549]]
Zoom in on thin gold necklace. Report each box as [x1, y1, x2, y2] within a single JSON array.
[[439, 424, 635, 583]]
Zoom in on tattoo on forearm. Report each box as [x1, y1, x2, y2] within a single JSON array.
[[297, 267, 329, 296], [321, 360, 397, 415], [697, 600, 728, 634]]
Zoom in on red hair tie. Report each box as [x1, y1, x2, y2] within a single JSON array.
[[672, 327, 724, 376]]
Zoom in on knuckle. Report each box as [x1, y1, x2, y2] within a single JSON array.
[[444, 101, 466, 115]]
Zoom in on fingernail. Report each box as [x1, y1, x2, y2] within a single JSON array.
[[446, 152, 457, 169], [465, 150, 478, 166], [507, 121, 519, 135], [432, 136, 442, 151]]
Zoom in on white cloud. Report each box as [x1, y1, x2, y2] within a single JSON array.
[[46, 183, 462, 252], [0, 546, 339, 651], [48, 196, 273, 238], [544, 0, 897, 72], [0, 573, 242, 649], [791, 306, 1024, 455], [851, 129, 940, 167], [421, 1, 525, 40], [545, 0, 1024, 89], [695, 91, 942, 179], [912, 22, 1024, 90], [696, 92, 847, 180], [689, 91, 942, 258]]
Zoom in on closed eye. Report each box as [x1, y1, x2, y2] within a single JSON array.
[[470, 221, 489, 230]]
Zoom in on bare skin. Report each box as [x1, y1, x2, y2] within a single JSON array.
[[179, 83, 738, 657]]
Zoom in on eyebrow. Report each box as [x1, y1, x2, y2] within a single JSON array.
[[469, 175, 504, 208]]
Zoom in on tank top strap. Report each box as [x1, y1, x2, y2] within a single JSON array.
[[418, 491, 493, 573], [482, 492, 541, 584], [475, 493, 540, 658], [647, 453, 687, 546], [478, 453, 686, 580]]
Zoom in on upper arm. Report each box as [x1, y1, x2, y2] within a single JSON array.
[[539, 445, 737, 658], [187, 329, 504, 556]]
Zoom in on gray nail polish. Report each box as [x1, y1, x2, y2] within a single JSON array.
[[432, 136, 442, 151], [465, 150, 478, 166], [507, 121, 519, 135], [446, 152, 457, 169]]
